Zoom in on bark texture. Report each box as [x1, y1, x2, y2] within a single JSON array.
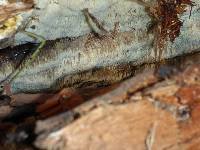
[[33, 63, 200, 150]]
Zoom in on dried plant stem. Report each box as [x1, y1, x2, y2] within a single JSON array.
[[82, 8, 109, 35], [0, 31, 46, 93], [9, 31, 46, 84]]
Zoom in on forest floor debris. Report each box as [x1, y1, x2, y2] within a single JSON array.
[[0, 58, 200, 149]]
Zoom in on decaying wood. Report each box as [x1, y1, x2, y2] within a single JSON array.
[[0, 1, 200, 149], [1, 0, 199, 47], [0, 59, 200, 149], [0, 47, 199, 120], [32, 63, 200, 150], [0, 0, 200, 94], [0, 47, 200, 118], [1, 31, 200, 94]]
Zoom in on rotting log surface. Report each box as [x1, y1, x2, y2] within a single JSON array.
[[0, 56, 200, 150], [32, 63, 200, 150], [1, 33, 200, 94], [1, 0, 200, 94], [1, 1, 200, 150], [0, 51, 199, 120]]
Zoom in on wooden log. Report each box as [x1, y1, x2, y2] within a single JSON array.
[[34, 63, 200, 150], [0, 0, 200, 94]]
